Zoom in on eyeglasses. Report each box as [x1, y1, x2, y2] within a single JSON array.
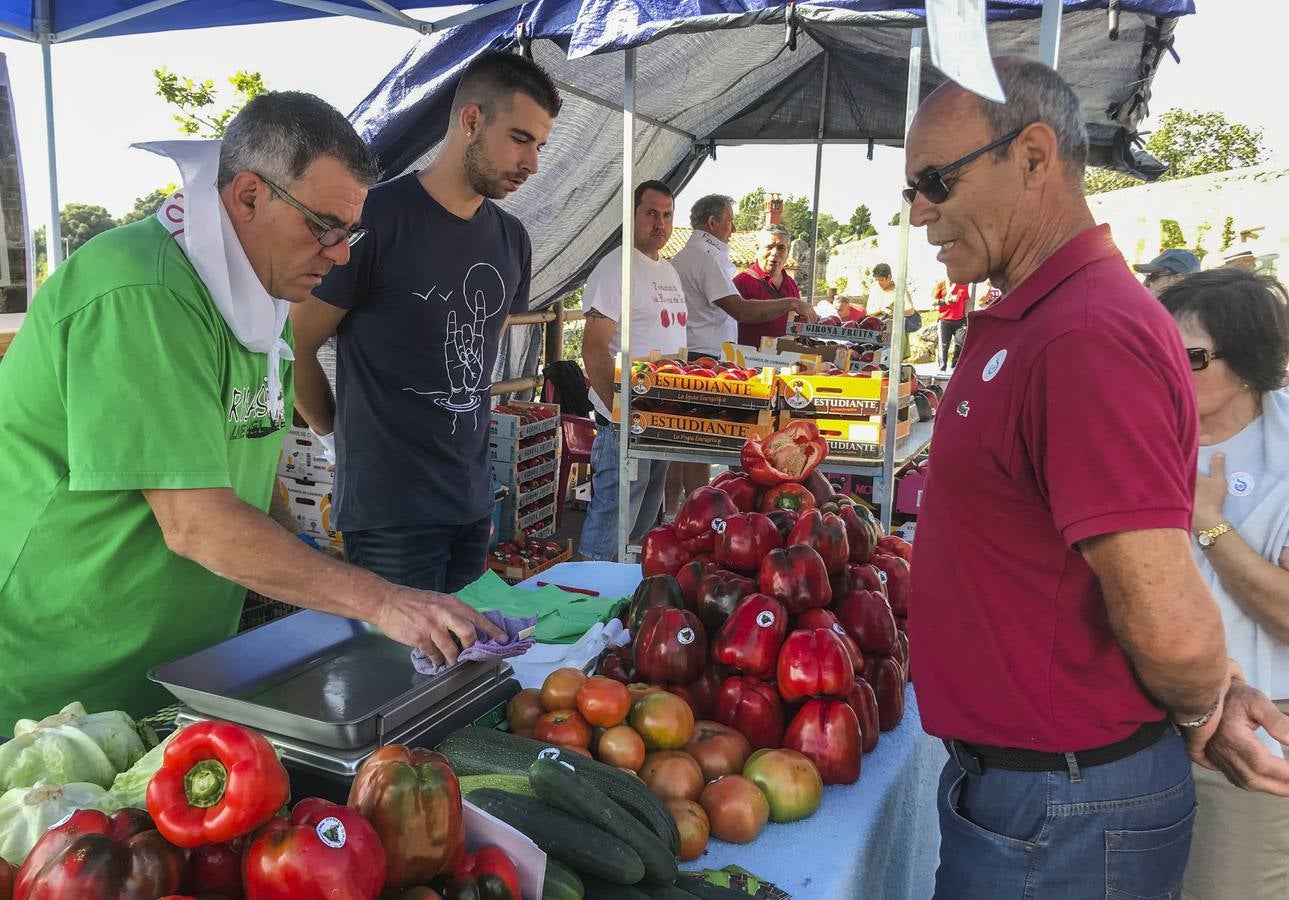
[[257, 174, 367, 248], [902, 128, 1024, 205], [1186, 347, 1224, 371]]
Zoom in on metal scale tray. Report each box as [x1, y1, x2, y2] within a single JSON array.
[[149, 609, 510, 751]]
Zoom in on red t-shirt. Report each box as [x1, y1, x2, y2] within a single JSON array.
[[935, 282, 970, 321], [909, 225, 1197, 752], [733, 263, 800, 347]]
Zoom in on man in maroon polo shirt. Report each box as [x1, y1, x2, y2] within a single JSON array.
[[904, 58, 1289, 898], [733, 224, 801, 347]]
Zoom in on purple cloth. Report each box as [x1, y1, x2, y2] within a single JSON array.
[[411, 610, 539, 676]]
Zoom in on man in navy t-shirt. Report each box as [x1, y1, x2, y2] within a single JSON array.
[[292, 53, 561, 599]]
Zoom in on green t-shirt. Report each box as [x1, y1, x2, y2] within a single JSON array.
[[0, 218, 293, 734]]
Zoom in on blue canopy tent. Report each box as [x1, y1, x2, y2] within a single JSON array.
[[347, 0, 1194, 552], [0, 0, 529, 267]]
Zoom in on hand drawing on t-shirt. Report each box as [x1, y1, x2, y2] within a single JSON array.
[[403, 262, 507, 433]]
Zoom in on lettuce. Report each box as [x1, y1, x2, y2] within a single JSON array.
[[0, 781, 121, 866], [107, 730, 176, 809], [0, 702, 149, 791]]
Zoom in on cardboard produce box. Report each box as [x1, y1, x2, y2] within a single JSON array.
[[278, 427, 333, 484], [778, 368, 913, 417], [490, 400, 559, 441], [277, 477, 343, 552], [615, 401, 776, 451], [617, 354, 776, 411], [787, 407, 912, 460], [787, 319, 886, 344], [489, 432, 560, 463]]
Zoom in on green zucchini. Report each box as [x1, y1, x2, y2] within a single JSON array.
[[542, 858, 585, 900], [466, 788, 645, 885], [529, 758, 678, 885], [578, 872, 652, 900], [458, 773, 537, 798], [639, 885, 700, 900], [674, 876, 757, 899], [439, 726, 681, 854]]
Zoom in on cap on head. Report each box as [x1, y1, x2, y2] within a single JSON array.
[[1133, 249, 1201, 276]]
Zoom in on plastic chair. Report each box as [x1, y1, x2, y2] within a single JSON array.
[[543, 379, 596, 526]]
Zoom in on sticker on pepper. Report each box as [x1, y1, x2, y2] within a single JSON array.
[[316, 817, 347, 849], [756, 611, 776, 628]]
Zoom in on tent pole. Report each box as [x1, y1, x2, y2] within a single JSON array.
[[807, 54, 829, 302], [1039, 0, 1062, 68], [39, 24, 62, 270], [882, 27, 922, 534], [617, 47, 636, 563]]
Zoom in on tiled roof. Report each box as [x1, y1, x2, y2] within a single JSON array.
[[662, 228, 766, 267]]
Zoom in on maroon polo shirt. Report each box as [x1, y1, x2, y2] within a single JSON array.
[[733, 263, 800, 347], [909, 225, 1197, 752]]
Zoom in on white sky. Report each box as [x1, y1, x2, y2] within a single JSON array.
[[0, 0, 1282, 236]]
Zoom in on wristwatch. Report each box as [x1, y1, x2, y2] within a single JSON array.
[[1196, 521, 1233, 550], [1174, 694, 1222, 729]]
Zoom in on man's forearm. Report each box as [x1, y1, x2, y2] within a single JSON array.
[[293, 351, 336, 435], [720, 296, 797, 324], [583, 344, 616, 410], [1117, 583, 1229, 717]]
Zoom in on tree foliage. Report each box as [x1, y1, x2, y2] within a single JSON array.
[[154, 68, 268, 138], [1159, 219, 1186, 251], [816, 213, 843, 243], [119, 184, 179, 225], [849, 204, 876, 238], [779, 194, 814, 243], [60, 203, 117, 256], [889, 212, 902, 226], [1084, 108, 1266, 195], [734, 187, 767, 233]]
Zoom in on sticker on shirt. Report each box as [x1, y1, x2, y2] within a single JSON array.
[[981, 349, 1007, 382], [1228, 472, 1255, 497], [956, 400, 970, 418]]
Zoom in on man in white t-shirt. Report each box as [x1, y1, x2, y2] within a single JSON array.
[[578, 180, 687, 560], [866, 262, 915, 317]]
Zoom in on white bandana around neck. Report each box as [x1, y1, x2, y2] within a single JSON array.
[[133, 139, 294, 427]]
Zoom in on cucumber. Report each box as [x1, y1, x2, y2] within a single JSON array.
[[674, 876, 757, 899], [640, 885, 700, 900], [466, 788, 645, 885], [439, 726, 681, 854], [529, 758, 678, 885], [458, 773, 537, 798], [542, 858, 584, 900], [579, 872, 652, 900]]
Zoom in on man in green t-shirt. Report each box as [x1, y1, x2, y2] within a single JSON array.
[[0, 92, 501, 735]]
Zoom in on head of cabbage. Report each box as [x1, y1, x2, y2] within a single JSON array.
[[0, 702, 151, 791], [0, 781, 121, 865]]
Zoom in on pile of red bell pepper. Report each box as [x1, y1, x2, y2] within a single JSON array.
[[8, 721, 521, 900], [627, 420, 917, 787]]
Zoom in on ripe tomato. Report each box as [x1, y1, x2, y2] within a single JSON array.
[[699, 775, 769, 844], [533, 709, 593, 748], [506, 688, 545, 733], [742, 748, 822, 822], [575, 676, 632, 728], [557, 743, 592, 759], [596, 725, 646, 771], [665, 800, 710, 862], [639, 751, 705, 803], [683, 721, 752, 783], [541, 667, 589, 712], [629, 692, 695, 751]]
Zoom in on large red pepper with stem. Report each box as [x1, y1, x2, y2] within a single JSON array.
[[713, 676, 786, 750], [783, 699, 861, 785], [146, 722, 289, 848], [758, 545, 832, 614], [674, 487, 739, 554], [714, 512, 781, 574], [14, 808, 185, 900], [758, 483, 817, 515], [839, 504, 881, 564], [740, 421, 829, 486], [795, 609, 864, 671], [876, 534, 913, 563], [786, 510, 849, 574], [776, 628, 855, 702], [243, 799, 386, 900], [711, 593, 787, 679], [710, 471, 760, 513]]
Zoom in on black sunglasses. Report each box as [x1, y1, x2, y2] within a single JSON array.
[[1186, 347, 1224, 372], [903, 128, 1024, 205], [257, 174, 367, 248]]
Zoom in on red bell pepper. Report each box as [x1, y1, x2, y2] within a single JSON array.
[[786, 510, 849, 574], [675, 486, 740, 554], [181, 839, 245, 898], [795, 609, 864, 672], [776, 628, 855, 703], [846, 677, 881, 754], [758, 545, 832, 615], [347, 746, 464, 888], [871, 656, 907, 732], [675, 559, 710, 609], [713, 512, 782, 575], [14, 808, 185, 900], [438, 845, 520, 900], [679, 664, 726, 720], [634, 606, 708, 685], [713, 676, 786, 750], [640, 525, 692, 577], [847, 562, 888, 600], [711, 593, 787, 679], [146, 721, 289, 848], [1, 862, 14, 900], [694, 569, 758, 636], [832, 588, 899, 656], [243, 798, 386, 900], [758, 483, 817, 514], [838, 503, 881, 563], [626, 574, 687, 635], [710, 471, 760, 513], [871, 552, 911, 618], [595, 643, 636, 683], [876, 534, 913, 563], [783, 699, 861, 785], [764, 508, 799, 542], [740, 420, 829, 486]]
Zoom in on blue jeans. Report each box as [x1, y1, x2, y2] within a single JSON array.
[[578, 426, 669, 561], [935, 728, 1197, 899], [343, 516, 491, 593]]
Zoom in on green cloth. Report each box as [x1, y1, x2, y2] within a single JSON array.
[[0, 218, 293, 735], [456, 570, 624, 643]]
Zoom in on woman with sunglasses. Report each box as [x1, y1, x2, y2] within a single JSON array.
[[1159, 267, 1289, 900]]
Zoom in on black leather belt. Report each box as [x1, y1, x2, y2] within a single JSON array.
[[944, 719, 1171, 774], [594, 412, 612, 427]]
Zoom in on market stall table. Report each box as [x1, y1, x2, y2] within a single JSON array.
[[515, 560, 944, 900]]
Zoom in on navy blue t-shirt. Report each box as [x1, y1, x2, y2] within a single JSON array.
[[316, 173, 530, 531]]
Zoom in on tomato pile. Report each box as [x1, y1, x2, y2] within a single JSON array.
[[492, 404, 558, 425], [632, 356, 760, 382]]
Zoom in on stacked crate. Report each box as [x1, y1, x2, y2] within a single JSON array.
[[277, 426, 344, 556], [775, 364, 914, 461], [490, 401, 561, 540]]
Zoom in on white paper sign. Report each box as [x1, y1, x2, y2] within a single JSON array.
[[463, 799, 547, 900], [925, 0, 1006, 103]]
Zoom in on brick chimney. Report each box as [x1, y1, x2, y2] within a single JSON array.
[[764, 192, 783, 226]]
